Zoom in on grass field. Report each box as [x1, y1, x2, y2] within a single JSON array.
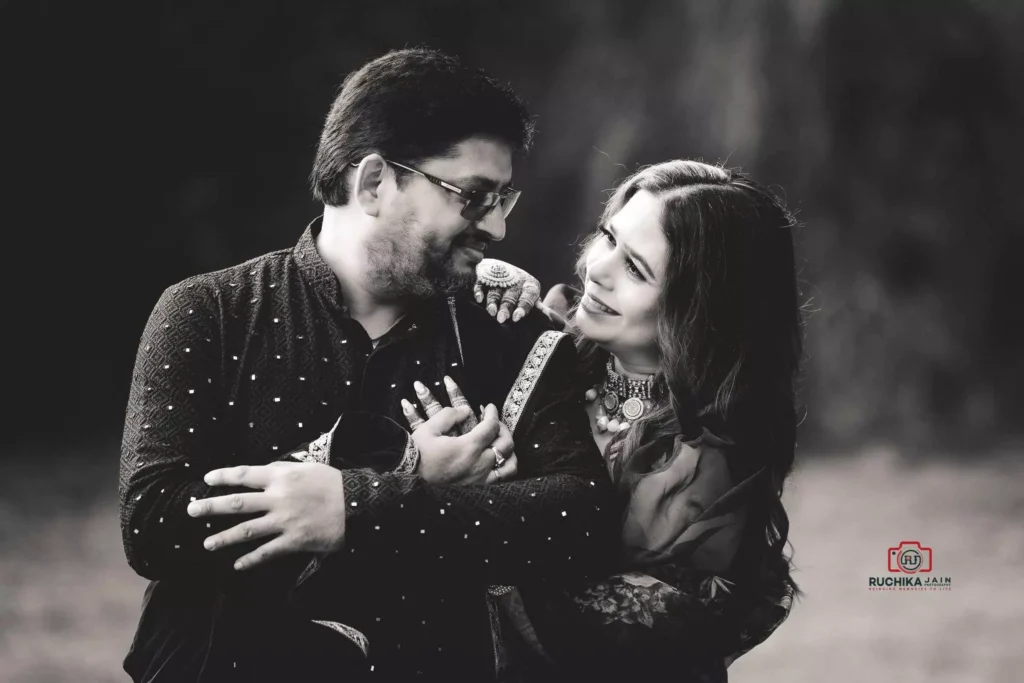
[[1, 444, 1022, 682]]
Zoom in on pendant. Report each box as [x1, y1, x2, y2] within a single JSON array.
[[621, 397, 645, 421], [602, 392, 619, 413]]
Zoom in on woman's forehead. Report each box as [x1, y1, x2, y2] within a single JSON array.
[[611, 191, 669, 277]]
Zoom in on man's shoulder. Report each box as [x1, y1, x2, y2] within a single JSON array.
[[175, 248, 293, 291], [156, 248, 296, 310], [456, 297, 569, 364]]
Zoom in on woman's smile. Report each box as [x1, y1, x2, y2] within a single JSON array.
[[580, 292, 619, 316]]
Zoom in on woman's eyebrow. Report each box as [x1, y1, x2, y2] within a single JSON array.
[[607, 223, 656, 280]]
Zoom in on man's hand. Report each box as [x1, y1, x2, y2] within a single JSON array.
[[411, 403, 518, 485], [187, 462, 345, 571]]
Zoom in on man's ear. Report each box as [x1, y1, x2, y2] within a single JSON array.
[[352, 155, 388, 217]]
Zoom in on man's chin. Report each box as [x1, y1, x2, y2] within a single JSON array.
[[431, 264, 476, 297]]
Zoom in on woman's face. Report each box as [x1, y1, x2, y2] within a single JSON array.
[[577, 190, 669, 371]]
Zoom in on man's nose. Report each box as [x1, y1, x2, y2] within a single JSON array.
[[475, 207, 506, 242]]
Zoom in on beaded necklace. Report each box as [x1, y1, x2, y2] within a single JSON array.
[[585, 357, 656, 433]]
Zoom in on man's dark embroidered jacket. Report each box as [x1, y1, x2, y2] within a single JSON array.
[[119, 220, 618, 682]]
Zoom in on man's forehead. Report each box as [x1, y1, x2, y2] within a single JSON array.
[[422, 138, 514, 189]]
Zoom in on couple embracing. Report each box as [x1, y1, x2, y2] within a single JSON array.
[[120, 47, 802, 683]]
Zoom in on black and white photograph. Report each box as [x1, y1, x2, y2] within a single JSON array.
[[2, 1, 1022, 681]]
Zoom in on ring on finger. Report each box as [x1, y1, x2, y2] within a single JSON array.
[[492, 445, 506, 469]]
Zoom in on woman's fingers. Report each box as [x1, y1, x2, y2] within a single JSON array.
[[414, 380, 443, 417], [512, 277, 542, 322], [496, 283, 523, 324], [485, 288, 502, 317], [401, 398, 426, 431], [443, 376, 470, 410], [443, 376, 477, 435], [473, 281, 485, 304]]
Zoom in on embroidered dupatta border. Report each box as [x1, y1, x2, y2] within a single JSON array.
[[488, 329, 567, 673], [500, 330, 568, 436]]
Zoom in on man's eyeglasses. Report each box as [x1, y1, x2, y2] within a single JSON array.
[[351, 159, 521, 221]]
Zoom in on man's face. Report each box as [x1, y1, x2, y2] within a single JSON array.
[[366, 136, 513, 299]]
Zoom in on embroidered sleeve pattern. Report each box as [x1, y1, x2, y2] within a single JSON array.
[[394, 434, 420, 475], [292, 416, 340, 465], [311, 619, 370, 658], [519, 569, 735, 681]]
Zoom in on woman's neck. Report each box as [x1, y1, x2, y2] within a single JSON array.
[[611, 354, 658, 379]]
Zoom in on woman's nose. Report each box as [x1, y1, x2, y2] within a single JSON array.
[[587, 247, 616, 289]]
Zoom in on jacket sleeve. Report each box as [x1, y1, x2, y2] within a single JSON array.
[[118, 283, 306, 585], [316, 333, 619, 588]]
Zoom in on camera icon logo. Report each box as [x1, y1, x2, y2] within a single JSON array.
[[888, 541, 933, 574]]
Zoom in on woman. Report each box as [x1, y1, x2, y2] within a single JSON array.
[[406, 159, 804, 680]]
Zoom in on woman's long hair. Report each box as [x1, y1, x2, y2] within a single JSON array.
[[570, 159, 804, 604]]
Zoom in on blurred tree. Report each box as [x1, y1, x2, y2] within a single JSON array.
[[3, 0, 1021, 452]]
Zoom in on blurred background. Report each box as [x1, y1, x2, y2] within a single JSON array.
[[2, 0, 1022, 681]]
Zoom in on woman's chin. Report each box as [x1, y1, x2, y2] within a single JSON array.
[[576, 308, 609, 341]]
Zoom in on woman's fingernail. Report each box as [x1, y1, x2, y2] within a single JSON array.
[[486, 304, 497, 316], [401, 398, 413, 412], [497, 310, 508, 324], [443, 376, 457, 392], [414, 381, 427, 395], [512, 308, 524, 322], [475, 292, 483, 303]]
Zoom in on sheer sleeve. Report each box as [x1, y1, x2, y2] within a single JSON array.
[[618, 429, 760, 571], [502, 431, 774, 680]]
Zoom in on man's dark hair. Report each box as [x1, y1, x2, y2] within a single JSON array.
[[311, 48, 535, 206]]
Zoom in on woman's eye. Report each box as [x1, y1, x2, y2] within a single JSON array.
[[599, 227, 616, 245], [625, 260, 644, 280]]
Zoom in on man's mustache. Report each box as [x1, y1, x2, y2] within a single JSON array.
[[454, 231, 491, 252]]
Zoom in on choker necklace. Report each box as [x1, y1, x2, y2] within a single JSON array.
[[585, 358, 656, 433]]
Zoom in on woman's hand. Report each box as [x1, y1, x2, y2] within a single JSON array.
[[400, 376, 518, 485], [474, 258, 542, 323]]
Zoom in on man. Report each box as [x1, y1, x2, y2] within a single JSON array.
[[119, 48, 616, 682]]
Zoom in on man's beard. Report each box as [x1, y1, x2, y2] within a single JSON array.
[[365, 218, 477, 300]]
